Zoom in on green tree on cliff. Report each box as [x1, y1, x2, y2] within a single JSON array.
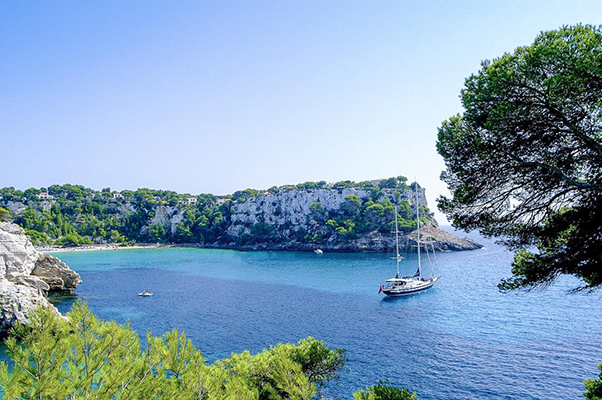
[[0, 206, 11, 222], [437, 24, 602, 292], [149, 223, 167, 243], [435, 23, 602, 398]]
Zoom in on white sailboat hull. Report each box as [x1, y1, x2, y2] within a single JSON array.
[[382, 276, 440, 296], [380, 182, 440, 297]]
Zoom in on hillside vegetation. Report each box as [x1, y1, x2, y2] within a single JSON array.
[[0, 177, 430, 249]]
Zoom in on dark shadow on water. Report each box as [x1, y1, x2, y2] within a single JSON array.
[[48, 293, 78, 302], [380, 290, 436, 302]]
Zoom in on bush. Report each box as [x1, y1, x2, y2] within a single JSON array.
[[354, 382, 417, 400], [0, 206, 10, 222]]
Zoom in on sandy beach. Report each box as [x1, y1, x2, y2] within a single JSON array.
[[36, 244, 166, 253]]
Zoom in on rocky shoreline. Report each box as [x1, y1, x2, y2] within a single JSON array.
[[0, 222, 81, 334], [207, 225, 482, 252], [36, 226, 482, 254], [1, 219, 480, 334]]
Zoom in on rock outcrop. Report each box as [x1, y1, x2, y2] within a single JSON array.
[[0, 222, 81, 334], [226, 187, 424, 236], [31, 253, 81, 293], [0, 179, 483, 253], [221, 187, 481, 252]]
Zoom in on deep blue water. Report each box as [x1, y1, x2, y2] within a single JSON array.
[[11, 232, 602, 399]]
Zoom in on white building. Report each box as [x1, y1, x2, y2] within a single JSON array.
[[36, 192, 54, 200], [188, 197, 197, 204]]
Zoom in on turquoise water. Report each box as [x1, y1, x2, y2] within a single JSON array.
[[8, 233, 602, 399]]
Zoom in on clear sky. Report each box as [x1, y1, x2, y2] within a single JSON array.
[[2, 1, 601, 223]]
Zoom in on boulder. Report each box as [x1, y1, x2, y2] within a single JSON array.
[[32, 253, 81, 293]]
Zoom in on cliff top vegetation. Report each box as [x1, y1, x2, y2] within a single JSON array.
[[0, 177, 431, 249]]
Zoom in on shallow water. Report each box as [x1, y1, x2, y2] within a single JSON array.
[[6, 232, 602, 399]]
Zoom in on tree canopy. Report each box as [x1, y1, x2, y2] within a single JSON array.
[[585, 363, 602, 400], [437, 24, 602, 291], [0, 302, 420, 399], [353, 382, 417, 400], [0, 302, 347, 400]]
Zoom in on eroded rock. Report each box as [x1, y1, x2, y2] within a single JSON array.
[[32, 253, 81, 293], [0, 222, 81, 334]]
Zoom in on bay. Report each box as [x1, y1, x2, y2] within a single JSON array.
[[9, 232, 602, 399]]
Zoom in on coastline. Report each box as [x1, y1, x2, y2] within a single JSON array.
[[36, 235, 482, 254], [36, 243, 197, 253]]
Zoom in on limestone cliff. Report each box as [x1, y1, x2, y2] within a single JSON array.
[[0, 179, 482, 252], [0, 222, 81, 333], [219, 185, 481, 252]]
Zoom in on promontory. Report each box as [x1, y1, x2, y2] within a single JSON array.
[[0, 177, 481, 252]]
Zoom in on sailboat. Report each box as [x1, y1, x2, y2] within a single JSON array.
[[379, 184, 440, 296]]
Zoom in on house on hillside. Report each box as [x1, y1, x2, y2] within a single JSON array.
[[36, 192, 54, 200]]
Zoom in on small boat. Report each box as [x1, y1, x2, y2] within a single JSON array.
[[380, 182, 440, 297], [138, 290, 153, 297], [314, 249, 324, 255]]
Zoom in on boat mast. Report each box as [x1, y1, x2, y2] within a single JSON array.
[[415, 182, 422, 279], [395, 206, 400, 277]]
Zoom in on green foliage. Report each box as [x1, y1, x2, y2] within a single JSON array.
[[0, 187, 24, 202], [0, 206, 11, 221], [0, 185, 230, 247], [436, 24, 602, 291], [232, 188, 263, 203], [585, 363, 602, 399], [0, 177, 429, 249], [287, 337, 347, 388], [54, 232, 92, 247], [295, 181, 327, 190], [249, 222, 276, 243], [0, 302, 346, 400], [217, 337, 344, 400], [341, 195, 361, 217], [174, 221, 194, 242], [353, 382, 417, 400], [23, 229, 51, 245], [333, 180, 354, 190], [150, 223, 168, 243]]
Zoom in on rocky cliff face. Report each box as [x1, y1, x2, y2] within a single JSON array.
[[149, 205, 185, 236], [1, 180, 482, 253], [227, 187, 426, 236], [0, 222, 81, 333], [220, 187, 481, 252]]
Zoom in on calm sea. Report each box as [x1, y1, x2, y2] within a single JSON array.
[[8, 231, 602, 399]]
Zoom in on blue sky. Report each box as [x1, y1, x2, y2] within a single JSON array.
[[2, 1, 601, 223]]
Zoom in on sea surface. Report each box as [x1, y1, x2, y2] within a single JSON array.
[[7, 231, 602, 399]]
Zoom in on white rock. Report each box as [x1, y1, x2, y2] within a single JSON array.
[[226, 187, 427, 237], [0, 221, 40, 278], [0, 280, 56, 332], [0, 222, 80, 334]]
